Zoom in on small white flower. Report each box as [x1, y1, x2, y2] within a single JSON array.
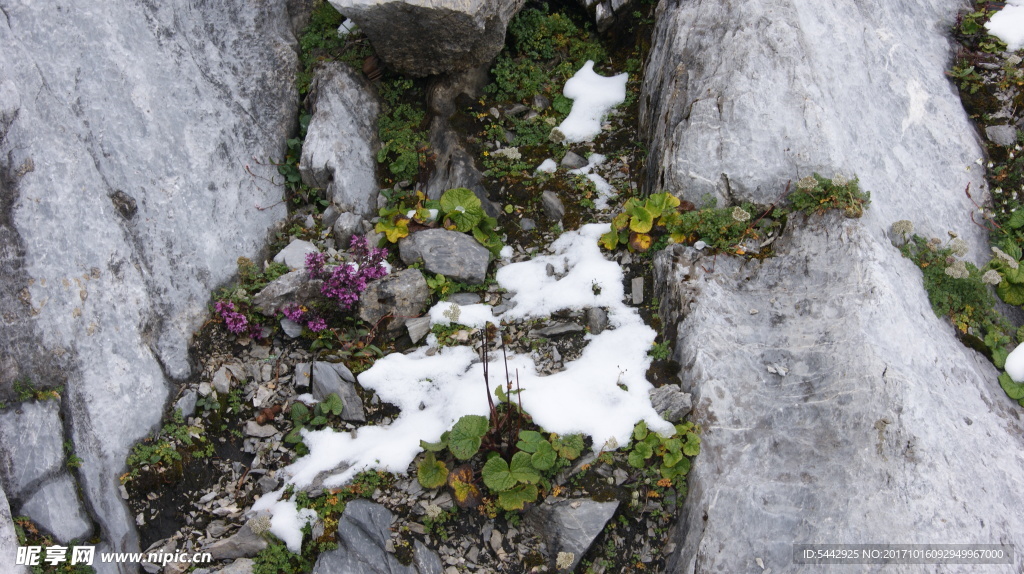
[[694, 240, 707, 250], [556, 552, 575, 569], [983, 270, 1003, 285]]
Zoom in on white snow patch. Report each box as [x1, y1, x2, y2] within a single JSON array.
[[1006, 343, 1024, 382], [428, 302, 497, 328], [499, 245, 514, 259], [987, 1, 1024, 51], [569, 154, 618, 209], [554, 61, 627, 143], [536, 158, 558, 173], [264, 225, 672, 525], [250, 492, 318, 553]]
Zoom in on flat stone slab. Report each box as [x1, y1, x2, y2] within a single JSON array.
[[399, 229, 490, 285], [313, 499, 442, 573], [525, 497, 619, 571]]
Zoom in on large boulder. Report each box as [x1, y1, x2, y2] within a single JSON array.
[[313, 499, 442, 574], [642, 1, 1024, 571], [0, 1, 299, 569], [299, 62, 380, 218], [358, 269, 430, 335], [399, 228, 491, 284], [329, 0, 526, 77]]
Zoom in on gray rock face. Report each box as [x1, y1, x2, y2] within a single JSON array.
[[643, 2, 1024, 572], [641, 0, 986, 251], [300, 63, 380, 217], [252, 271, 322, 315], [986, 124, 1018, 147], [585, 307, 608, 335], [18, 475, 93, 543], [525, 497, 619, 571], [218, 558, 256, 574], [294, 361, 365, 422], [313, 499, 442, 574], [358, 269, 430, 335], [0, 400, 65, 496], [399, 229, 491, 284], [1, 0, 299, 564], [329, 0, 526, 77], [655, 220, 1024, 573], [0, 485, 29, 574], [0, 400, 93, 542]]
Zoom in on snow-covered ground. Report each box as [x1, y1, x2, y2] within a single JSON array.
[[253, 224, 673, 550]]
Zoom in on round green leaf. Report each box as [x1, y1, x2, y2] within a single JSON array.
[[682, 433, 701, 457], [509, 451, 540, 484], [530, 441, 557, 471], [552, 434, 583, 460], [482, 456, 516, 491], [449, 415, 488, 460], [417, 452, 449, 489], [497, 483, 538, 511], [997, 279, 1024, 306], [999, 372, 1024, 400]]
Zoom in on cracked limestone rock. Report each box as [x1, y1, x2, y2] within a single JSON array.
[[329, 0, 526, 77]]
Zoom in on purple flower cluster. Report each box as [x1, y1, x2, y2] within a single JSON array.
[[215, 300, 264, 339], [281, 304, 328, 333], [305, 236, 388, 311]]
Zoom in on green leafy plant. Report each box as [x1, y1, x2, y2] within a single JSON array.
[[426, 273, 456, 299], [628, 420, 700, 480], [788, 173, 870, 218], [285, 393, 347, 455], [124, 410, 214, 482], [648, 342, 671, 361]]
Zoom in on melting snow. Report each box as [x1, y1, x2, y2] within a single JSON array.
[[986, 1, 1024, 52], [253, 224, 672, 547], [554, 61, 627, 143], [569, 153, 618, 210]]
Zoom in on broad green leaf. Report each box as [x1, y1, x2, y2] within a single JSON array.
[[497, 483, 538, 511], [509, 451, 540, 484], [628, 447, 650, 469], [309, 416, 328, 427], [598, 229, 620, 250], [612, 212, 630, 231], [449, 415, 489, 460], [440, 187, 482, 214], [633, 421, 649, 441], [516, 430, 544, 453], [1008, 210, 1024, 229], [448, 209, 483, 233], [494, 385, 509, 404], [417, 452, 449, 489], [662, 450, 684, 468], [1004, 265, 1024, 285], [682, 433, 701, 457], [628, 206, 655, 233], [999, 372, 1024, 400], [530, 440, 557, 471], [323, 393, 344, 416], [994, 347, 1009, 370], [997, 279, 1024, 306], [551, 434, 584, 460], [482, 456, 517, 491], [284, 427, 304, 444], [664, 438, 682, 454], [290, 403, 310, 425], [1004, 242, 1023, 261]]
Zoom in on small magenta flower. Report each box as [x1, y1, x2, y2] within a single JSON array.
[[306, 317, 328, 332]]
